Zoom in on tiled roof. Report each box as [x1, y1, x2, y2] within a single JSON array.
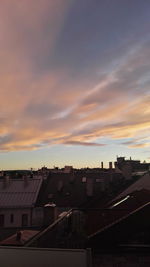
[[0, 178, 42, 208]]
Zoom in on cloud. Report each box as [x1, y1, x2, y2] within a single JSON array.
[[0, 1, 149, 153], [121, 139, 150, 149], [129, 143, 150, 148], [63, 141, 106, 147]]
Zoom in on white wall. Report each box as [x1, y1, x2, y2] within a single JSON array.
[[0, 208, 31, 228]]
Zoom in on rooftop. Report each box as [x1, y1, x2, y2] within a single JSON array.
[[112, 172, 150, 202], [0, 230, 39, 246], [0, 178, 42, 208]]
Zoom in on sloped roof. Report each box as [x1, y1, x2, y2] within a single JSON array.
[[87, 188, 150, 237], [112, 172, 150, 202], [0, 230, 39, 246], [88, 201, 150, 248], [0, 178, 42, 208]]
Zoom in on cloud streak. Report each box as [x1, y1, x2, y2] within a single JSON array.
[[63, 141, 106, 147]]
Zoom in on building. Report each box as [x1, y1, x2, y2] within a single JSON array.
[[0, 176, 43, 228], [115, 157, 150, 179], [36, 171, 124, 213]]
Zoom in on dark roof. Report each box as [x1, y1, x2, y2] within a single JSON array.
[[111, 172, 150, 202], [88, 201, 150, 248], [36, 172, 123, 208], [87, 188, 150, 247]]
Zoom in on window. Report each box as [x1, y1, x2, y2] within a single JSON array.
[[10, 214, 14, 223], [0, 214, 4, 227], [22, 214, 28, 227]]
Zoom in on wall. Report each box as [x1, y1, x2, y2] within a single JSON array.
[[93, 252, 150, 267], [0, 208, 31, 228], [32, 207, 44, 227], [0, 247, 90, 267]]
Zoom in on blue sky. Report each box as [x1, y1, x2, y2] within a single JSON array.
[[0, 0, 150, 169]]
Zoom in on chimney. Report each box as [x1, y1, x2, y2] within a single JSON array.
[[16, 231, 22, 241], [0, 171, 4, 177], [3, 175, 10, 188], [43, 203, 57, 226], [101, 162, 103, 169], [109, 162, 112, 169]]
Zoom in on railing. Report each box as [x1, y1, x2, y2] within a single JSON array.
[[26, 203, 150, 249]]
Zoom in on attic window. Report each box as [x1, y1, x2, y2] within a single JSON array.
[[82, 177, 86, 183], [111, 195, 130, 209], [96, 178, 101, 182]]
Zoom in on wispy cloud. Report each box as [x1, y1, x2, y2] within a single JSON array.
[[63, 141, 106, 147]]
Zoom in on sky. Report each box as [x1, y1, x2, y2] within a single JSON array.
[[0, 0, 150, 170]]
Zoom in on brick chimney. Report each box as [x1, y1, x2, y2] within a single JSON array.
[[109, 162, 112, 169], [43, 203, 57, 227]]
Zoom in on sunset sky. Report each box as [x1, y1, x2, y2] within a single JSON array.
[[0, 0, 150, 170]]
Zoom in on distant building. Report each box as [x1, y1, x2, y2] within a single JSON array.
[[114, 157, 150, 179], [63, 166, 73, 173]]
